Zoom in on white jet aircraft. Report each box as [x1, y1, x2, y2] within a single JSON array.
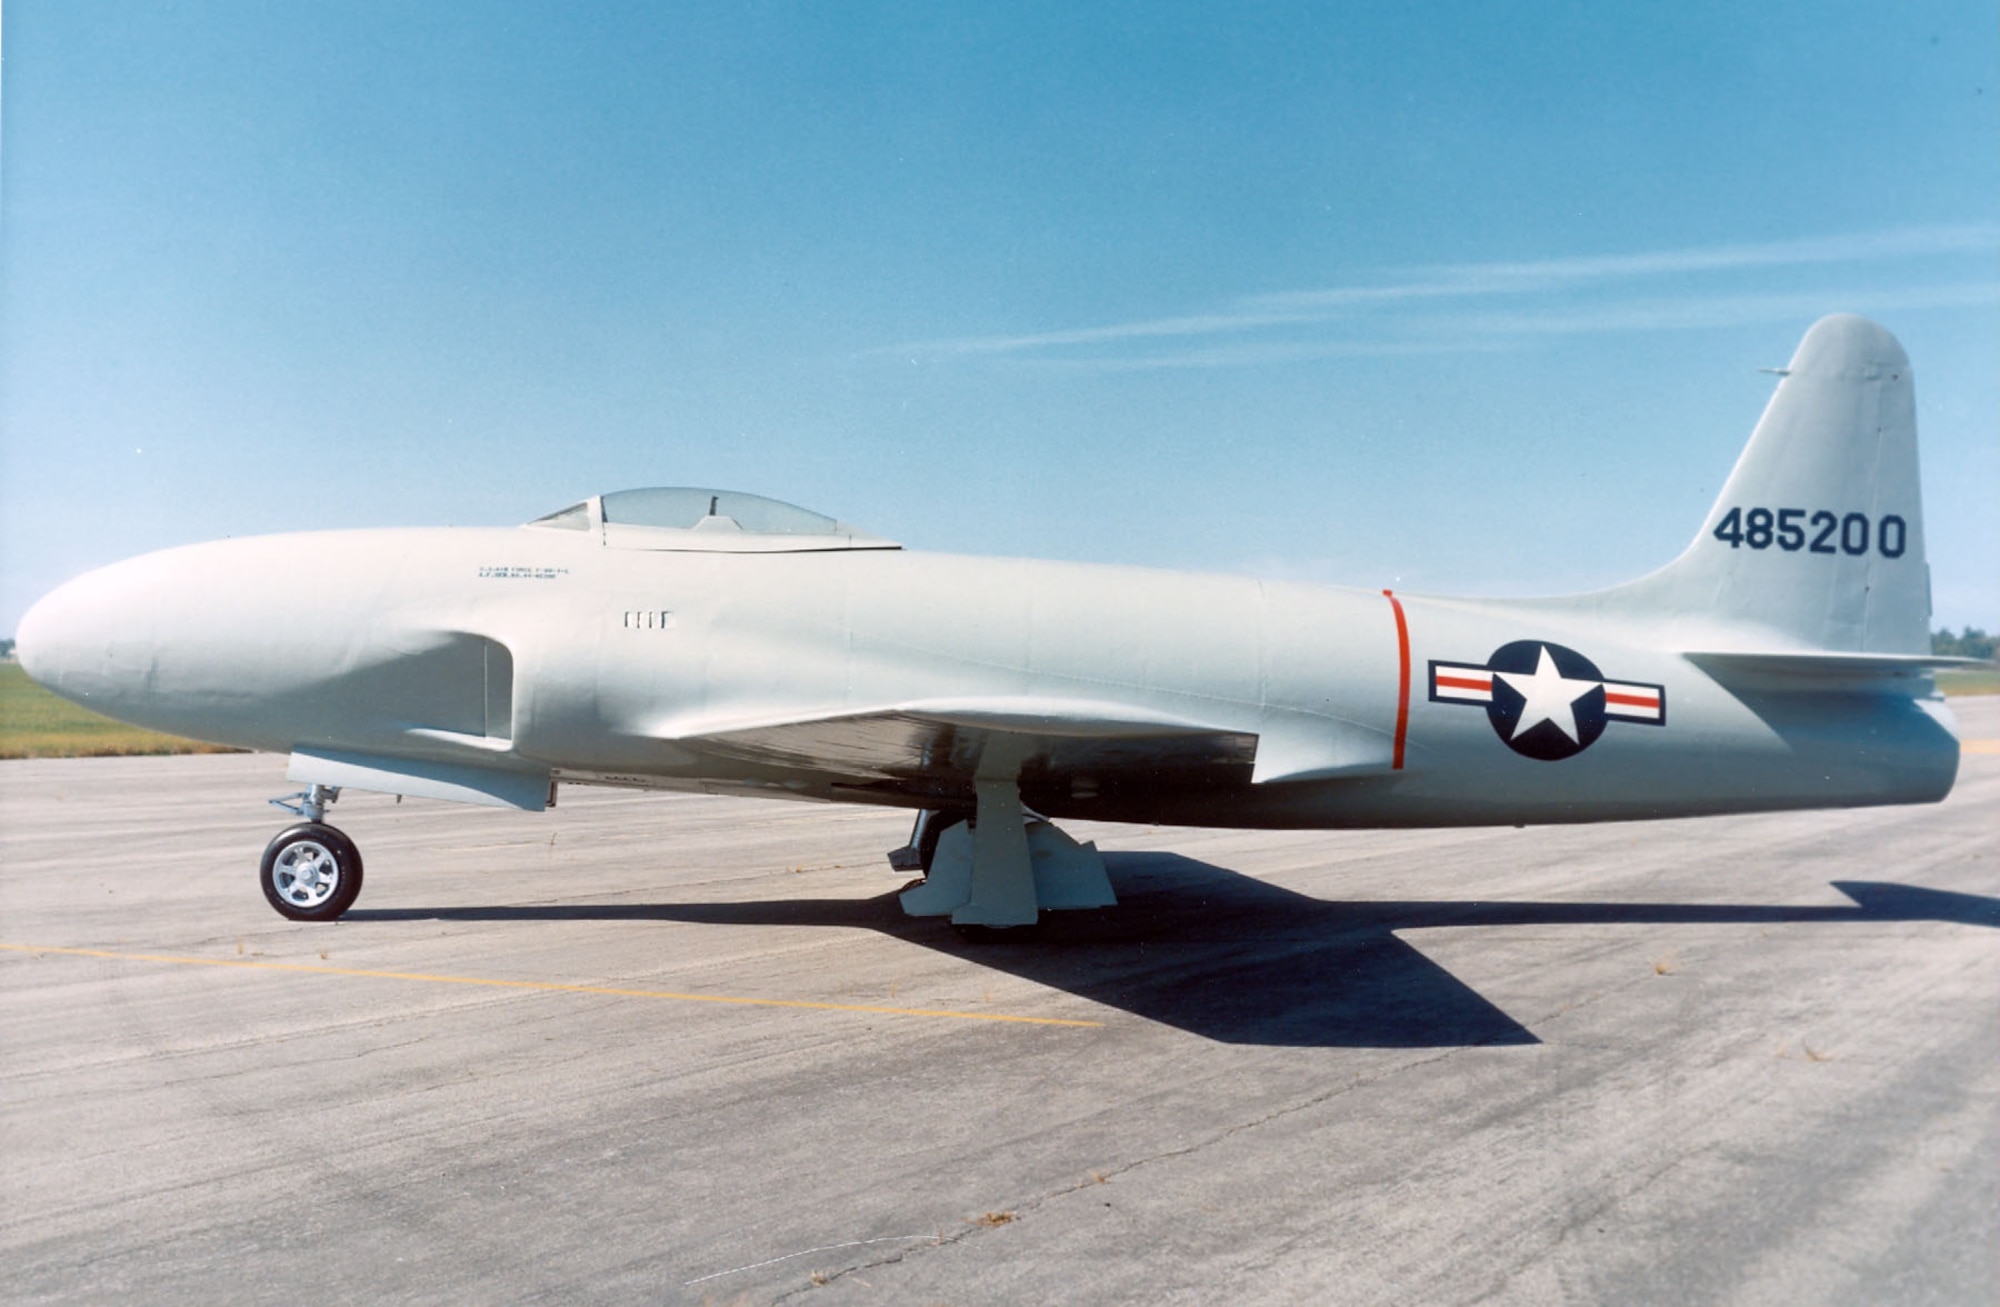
[[16, 315, 1970, 927]]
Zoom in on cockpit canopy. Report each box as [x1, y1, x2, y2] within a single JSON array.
[[525, 488, 898, 553]]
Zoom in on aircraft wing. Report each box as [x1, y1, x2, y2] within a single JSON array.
[[662, 698, 1259, 794], [656, 695, 1399, 800]]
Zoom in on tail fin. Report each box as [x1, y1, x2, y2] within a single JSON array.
[[1600, 314, 1930, 653]]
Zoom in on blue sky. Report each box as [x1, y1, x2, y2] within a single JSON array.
[[4, 2, 1996, 633]]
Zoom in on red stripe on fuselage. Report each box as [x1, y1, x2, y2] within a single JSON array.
[[1436, 674, 1490, 691], [1605, 692, 1657, 708], [1384, 590, 1410, 770]]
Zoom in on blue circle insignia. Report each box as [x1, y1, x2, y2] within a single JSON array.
[[1482, 640, 1609, 761]]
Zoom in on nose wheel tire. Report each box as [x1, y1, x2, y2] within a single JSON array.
[[261, 823, 364, 921]]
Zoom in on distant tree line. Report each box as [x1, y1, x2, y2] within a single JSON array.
[[0, 638, 13, 660], [1933, 627, 1998, 660]]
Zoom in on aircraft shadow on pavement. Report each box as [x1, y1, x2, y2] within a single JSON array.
[[347, 854, 2000, 1050]]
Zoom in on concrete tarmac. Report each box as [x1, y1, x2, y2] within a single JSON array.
[[3, 699, 1996, 1305]]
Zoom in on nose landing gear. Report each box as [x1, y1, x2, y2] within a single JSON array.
[[262, 784, 363, 921]]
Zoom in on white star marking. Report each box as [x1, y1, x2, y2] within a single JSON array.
[[1495, 646, 1600, 743]]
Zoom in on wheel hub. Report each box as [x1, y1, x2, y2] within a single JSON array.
[[276, 842, 338, 907]]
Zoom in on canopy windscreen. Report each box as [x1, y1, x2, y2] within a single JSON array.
[[598, 488, 840, 535]]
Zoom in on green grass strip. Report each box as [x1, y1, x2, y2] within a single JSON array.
[[0, 662, 240, 759]]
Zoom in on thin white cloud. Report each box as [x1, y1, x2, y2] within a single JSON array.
[[1003, 283, 1999, 374], [1264, 223, 2000, 310], [1431, 281, 2000, 339], [1003, 336, 1499, 373], [885, 222, 2000, 364], [897, 308, 1317, 356]]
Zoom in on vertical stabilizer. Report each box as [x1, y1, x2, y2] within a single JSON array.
[[1598, 315, 1929, 653]]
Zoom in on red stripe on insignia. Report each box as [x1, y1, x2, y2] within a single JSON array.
[[1436, 674, 1490, 691], [1605, 692, 1657, 707], [1384, 590, 1410, 771]]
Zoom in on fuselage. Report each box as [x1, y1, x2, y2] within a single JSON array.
[[16, 523, 1960, 828]]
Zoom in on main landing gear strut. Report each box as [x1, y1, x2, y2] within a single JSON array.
[[890, 770, 1116, 929], [261, 784, 363, 922]]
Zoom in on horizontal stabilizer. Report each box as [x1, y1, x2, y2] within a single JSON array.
[[1684, 649, 1985, 686]]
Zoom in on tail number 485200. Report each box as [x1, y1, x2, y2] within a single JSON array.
[[1712, 508, 1906, 558]]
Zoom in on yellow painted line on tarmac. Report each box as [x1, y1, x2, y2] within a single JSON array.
[[0, 943, 1102, 1028], [1963, 739, 2000, 755]]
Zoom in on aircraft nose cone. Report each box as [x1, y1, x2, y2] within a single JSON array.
[[16, 578, 86, 692], [13, 559, 164, 711], [13, 536, 364, 752]]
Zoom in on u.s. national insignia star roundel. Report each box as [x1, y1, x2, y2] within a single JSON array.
[[1429, 640, 1665, 761]]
